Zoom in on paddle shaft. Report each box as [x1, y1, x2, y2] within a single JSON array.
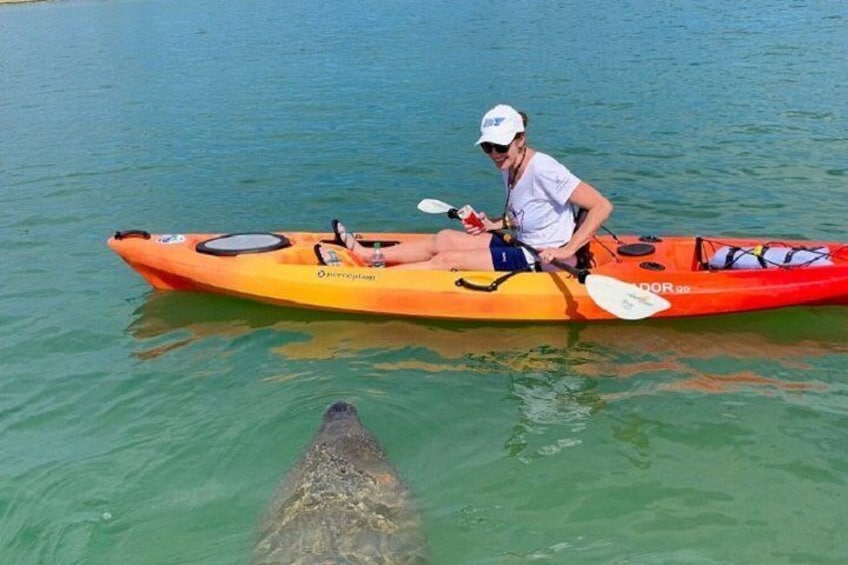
[[423, 199, 669, 319], [493, 228, 670, 320], [441, 207, 589, 281], [495, 231, 588, 283]]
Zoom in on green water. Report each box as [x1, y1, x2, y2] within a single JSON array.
[[2, 1, 847, 563]]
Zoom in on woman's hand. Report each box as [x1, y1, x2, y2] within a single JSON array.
[[538, 247, 572, 265], [464, 211, 499, 235]]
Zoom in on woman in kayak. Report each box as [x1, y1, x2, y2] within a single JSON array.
[[331, 103, 613, 271]]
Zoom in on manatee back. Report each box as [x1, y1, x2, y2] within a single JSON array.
[[252, 402, 428, 564]]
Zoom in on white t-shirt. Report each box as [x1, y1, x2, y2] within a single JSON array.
[[502, 152, 582, 262]]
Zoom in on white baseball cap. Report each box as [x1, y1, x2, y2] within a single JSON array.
[[475, 104, 525, 146]]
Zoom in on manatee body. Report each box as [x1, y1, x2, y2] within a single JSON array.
[[253, 401, 428, 564]]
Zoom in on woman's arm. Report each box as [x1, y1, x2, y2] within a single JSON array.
[[547, 181, 613, 262]]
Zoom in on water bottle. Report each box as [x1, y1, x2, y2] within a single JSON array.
[[371, 242, 385, 268]]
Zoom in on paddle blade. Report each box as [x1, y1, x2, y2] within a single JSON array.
[[584, 274, 671, 320], [417, 198, 456, 214]]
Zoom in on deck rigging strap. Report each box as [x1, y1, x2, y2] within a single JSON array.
[[455, 269, 530, 292]]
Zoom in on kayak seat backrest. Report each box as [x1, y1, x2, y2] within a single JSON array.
[[573, 207, 592, 269], [196, 233, 291, 256], [707, 245, 833, 270]]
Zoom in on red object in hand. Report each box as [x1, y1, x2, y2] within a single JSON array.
[[457, 205, 485, 230]]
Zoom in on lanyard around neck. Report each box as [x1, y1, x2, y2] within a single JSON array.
[[502, 148, 528, 231]]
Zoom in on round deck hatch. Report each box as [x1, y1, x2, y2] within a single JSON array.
[[617, 243, 656, 257], [196, 233, 291, 256]]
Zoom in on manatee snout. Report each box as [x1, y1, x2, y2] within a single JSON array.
[[323, 400, 358, 422]]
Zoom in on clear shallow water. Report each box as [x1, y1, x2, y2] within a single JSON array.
[[2, 0, 847, 563]]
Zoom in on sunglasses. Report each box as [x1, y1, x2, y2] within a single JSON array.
[[480, 141, 512, 154]]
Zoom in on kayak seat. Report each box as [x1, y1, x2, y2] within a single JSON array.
[[196, 233, 291, 256]]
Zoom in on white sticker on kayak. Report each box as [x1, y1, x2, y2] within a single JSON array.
[[157, 234, 186, 244]]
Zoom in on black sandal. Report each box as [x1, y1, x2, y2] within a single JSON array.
[[331, 219, 358, 251], [313, 243, 342, 266]]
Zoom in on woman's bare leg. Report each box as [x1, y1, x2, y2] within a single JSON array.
[[338, 221, 493, 265], [390, 248, 497, 271], [383, 230, 493, 265]]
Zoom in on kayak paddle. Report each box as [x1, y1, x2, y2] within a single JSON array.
[[498, 232, 671, 320], [417, 198, 457, 216], [415, 198, 671, 320]]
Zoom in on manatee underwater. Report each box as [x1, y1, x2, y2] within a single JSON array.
[[253, 400, 429, 564]]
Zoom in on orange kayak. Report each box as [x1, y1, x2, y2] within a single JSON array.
[[107, 229, 848, 322]]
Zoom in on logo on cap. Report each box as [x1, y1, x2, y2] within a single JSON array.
[[483, 117, 506, 128]]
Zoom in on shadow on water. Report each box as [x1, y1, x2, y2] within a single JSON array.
[[127, 291, 848, 388], [122, 291, 847, 467], [127, 292, 848, 356]]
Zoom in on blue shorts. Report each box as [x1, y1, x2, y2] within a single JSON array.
[[489, 234, 533, 272]]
